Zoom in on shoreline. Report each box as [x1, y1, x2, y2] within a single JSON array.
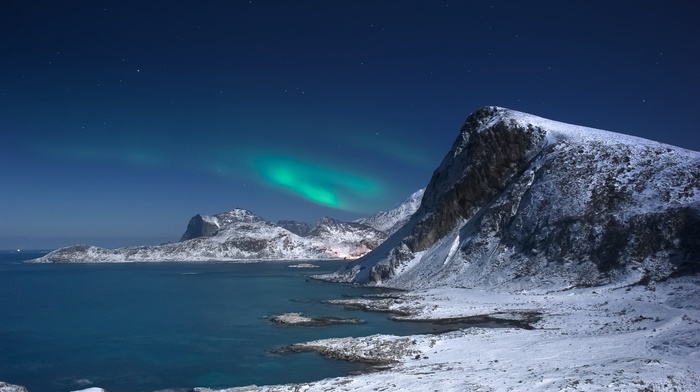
[[3, 273, 698, 391], [195, 275, 700, 392]]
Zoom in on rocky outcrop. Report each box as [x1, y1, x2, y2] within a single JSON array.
[[270, 312, 365, 326], [0, 382, 28, 392], [334, 107, 700, 290], [274, 335, 421, 366], [180, 209, 265, 241], [180, 214, 220, 241]]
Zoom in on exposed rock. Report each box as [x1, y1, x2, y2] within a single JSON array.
[[274, 335, 421, 366], [322, 298, 412, 316], [287, 263, 319, 268], [276, 220, 315, 237], [180, 209, 264, 241], [180, 214, 220, 241], [270, 313, 365, 326], [334, 107, 700, 290], [0, 382, 28, 392]]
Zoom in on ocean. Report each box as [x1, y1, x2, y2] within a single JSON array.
[[0, 251, 423, 392]]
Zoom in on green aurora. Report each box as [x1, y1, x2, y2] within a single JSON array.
[[251, 155, 384, 212]]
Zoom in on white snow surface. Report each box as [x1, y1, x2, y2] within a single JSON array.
[[356, 189, 424, 235], [0, 382, 27, 392], [198, 276, 700, 392], [497, 107, 700, 216]]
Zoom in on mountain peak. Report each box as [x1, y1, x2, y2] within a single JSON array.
[[215, 208, 263, 223], [337, 107, 700, 290], [317, 216, 341, 226]]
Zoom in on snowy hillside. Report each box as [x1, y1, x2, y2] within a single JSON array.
[[179, 209, 264, 241], [331, 106, 700, 290], [306, 217, 387, 259], [277, 220, 315, 236], [30, 209, 384, 263], [356, 189, 424, 236]]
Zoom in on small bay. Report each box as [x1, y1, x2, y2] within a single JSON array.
[[0, 251, 422, 392]]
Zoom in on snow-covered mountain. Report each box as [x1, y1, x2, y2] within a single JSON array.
[[356, 189, 424, 236], [30, 209, 385, 263], [331, 107, 700, 290], [306, 217, 386, 259], [179, 209, 263, 241]]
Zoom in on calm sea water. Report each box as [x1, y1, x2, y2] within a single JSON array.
[[0, 251, 424, 392]]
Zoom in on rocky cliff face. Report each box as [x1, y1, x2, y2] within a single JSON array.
[[335, 107, 700, 290], [179, 214, 220, 241], [179, 209, 264, 241]]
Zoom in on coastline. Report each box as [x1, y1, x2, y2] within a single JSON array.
[[196, 275, 700, 391], [2, 264, 698, 391]]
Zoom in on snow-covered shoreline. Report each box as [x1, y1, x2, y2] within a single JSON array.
[[3, 270, 698, 392], [196, 275, 700, 391]]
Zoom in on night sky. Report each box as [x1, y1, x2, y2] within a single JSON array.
[[1, 1, 698, 249]]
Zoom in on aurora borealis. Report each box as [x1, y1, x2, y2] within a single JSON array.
[[1, 1, 698, 248], [253, 155, 383, 212]]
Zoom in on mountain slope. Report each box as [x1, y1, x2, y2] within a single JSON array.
[[356, 189, 424, 236], [306, 217, 387, 259], [277, 220, 315, 236], [333, 106, 700, 290]]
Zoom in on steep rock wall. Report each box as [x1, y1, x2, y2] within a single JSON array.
[[338, 107, 700, 290]]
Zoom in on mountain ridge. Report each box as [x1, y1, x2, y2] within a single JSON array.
[[356, 189, 424, 236], [28, 198, 422, 262], [328, 106, 700, 290]]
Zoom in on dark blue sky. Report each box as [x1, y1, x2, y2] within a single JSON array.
[[1, 1, 698, 249]]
